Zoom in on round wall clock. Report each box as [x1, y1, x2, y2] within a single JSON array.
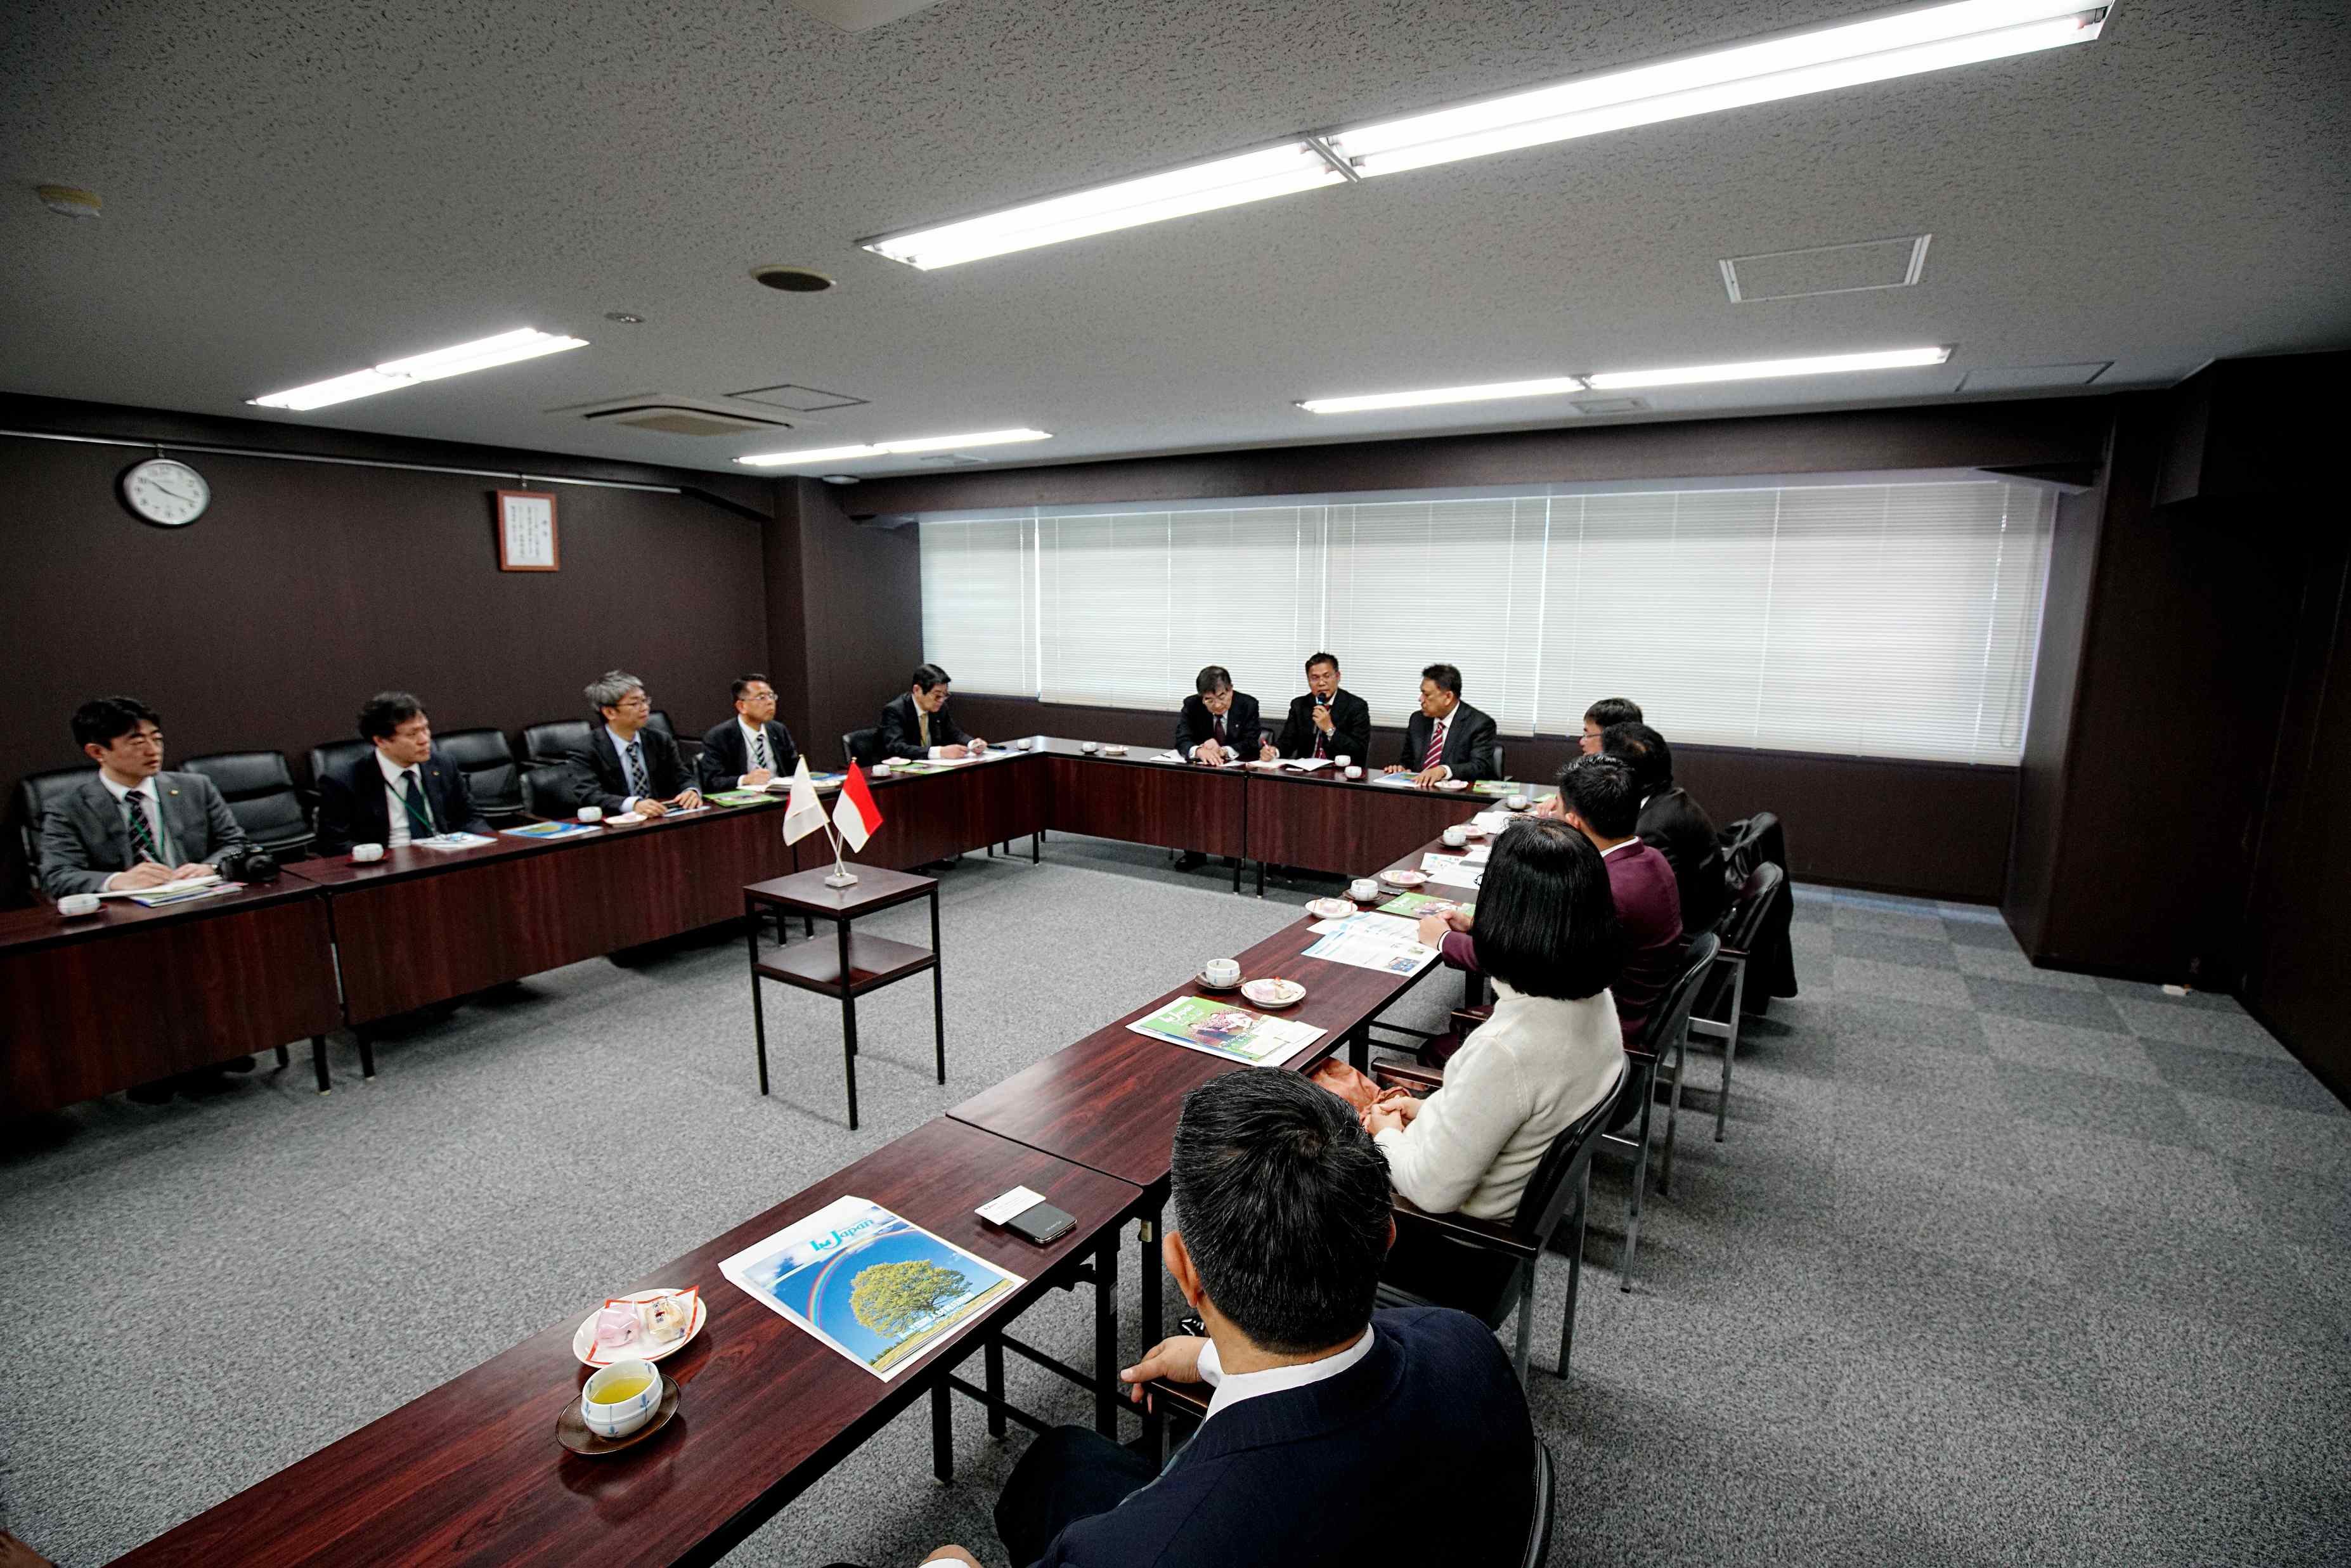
[[120, 457, 210, 526]]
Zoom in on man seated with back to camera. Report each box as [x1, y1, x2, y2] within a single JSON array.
[[1602, 721, 1726, 934], [902, 1070, 1538, 1568]]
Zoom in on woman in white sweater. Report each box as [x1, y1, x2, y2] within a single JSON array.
[[1366, 818, 1626, 1222]]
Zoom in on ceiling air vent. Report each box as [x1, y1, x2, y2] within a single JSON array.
[[574, 400, 797, 437], [1571, 396, 1652, 415], [1721, 235, 1929, 302], [917, 453, 990, 466]]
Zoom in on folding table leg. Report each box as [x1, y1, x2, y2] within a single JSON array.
[[1093, 1233, 1119, 1437], [311, 1035, 331, 1095], [841, 992, 860, 1132], [1139, 1205, 1166, 1459], [356, 1028, 376, 1080], [748, 919, 771, 1096], [931, 891, 947, 1084], [985, 1336, 1007, 1440], [931, 1380, 954, 1484]]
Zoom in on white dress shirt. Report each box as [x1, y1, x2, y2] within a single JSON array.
[[99, 774, 176, 869], [1193, 1325, 1376, 1425], [375, 749, 437, 848]]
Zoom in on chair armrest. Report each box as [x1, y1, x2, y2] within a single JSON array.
[[1372, 1060, 1445, 1092], [1450, 1004, 1492, 1035], [1141, 1378, 1212, 1422], [1390, 1192, 1539, 1260]]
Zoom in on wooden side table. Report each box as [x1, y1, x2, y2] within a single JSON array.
[[743, 865, 944, 1129]]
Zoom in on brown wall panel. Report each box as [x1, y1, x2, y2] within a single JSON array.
[[782, 479, 924, 770]]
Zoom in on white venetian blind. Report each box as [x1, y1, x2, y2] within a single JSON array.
[[917, 517, 1035, 697]]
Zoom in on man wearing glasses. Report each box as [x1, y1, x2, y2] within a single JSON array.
[[564, 670, 701, 819], [697, 673, 800, 793], [39, 695, 250, 897]]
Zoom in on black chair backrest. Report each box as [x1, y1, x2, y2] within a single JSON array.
[[1510, 1063, 1631, 1245], [435, 728, 524, 815], [184, 751, 311, 857], [1719, 810, 1780, 889], [15, 764, 98, 871], [520, 763, 574, 819], [1491, 742, 1505, 782], [522, 718, 594, 765], [1721, 862, 1787, 954], [1522, 1442, 1556, 1568], [1636, 930, 1722, 1058], [843, 727, 879, 768], [307, 737, 375, 797]]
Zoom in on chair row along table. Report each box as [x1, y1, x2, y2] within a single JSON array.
[[31, 739, 1547, 1567]]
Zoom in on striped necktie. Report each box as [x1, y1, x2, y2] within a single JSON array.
[[125, 792, 163, 864], [626, 741, 651, 796], [752, 728, 770, 772], [1422, 720, 1446, 771]]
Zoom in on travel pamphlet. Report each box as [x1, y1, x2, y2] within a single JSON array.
[[1302, 917, 1440, 977], [1376, 890, 1475, 920], [501, 820, 600, 839], [1472, 781, 1522, 796], [761, 772, 845, 791], [410, 832, 496, 852], [1126, 995, 1324, 1068], [705, 788, 774, 807], [719, 1195, 1021, 1382], [1418, 853, 1486, 889]]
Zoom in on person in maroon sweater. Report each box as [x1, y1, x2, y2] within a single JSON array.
[[1426, 752, 1686, 1049]]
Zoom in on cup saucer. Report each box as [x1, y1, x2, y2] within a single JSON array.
[[1195, 971, 1243, 993], [557, 1371, 681, 1457]]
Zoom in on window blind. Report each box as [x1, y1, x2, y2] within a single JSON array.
[[917, 477, 2056, 766]]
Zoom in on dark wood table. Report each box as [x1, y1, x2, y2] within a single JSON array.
[[1245, 768, 1538, 887], [743, 865, 943, 1129], [0, 881, 342, 1109], [115, 1117, 1144, 1568], [860, 749, 1047, 871], [1030, 738, 1250, 888]]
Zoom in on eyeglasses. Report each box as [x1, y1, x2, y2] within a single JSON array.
[[614, 696, 651, 710]]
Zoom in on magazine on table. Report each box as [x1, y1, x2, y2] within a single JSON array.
[[409, 832, 495, 852], [1376, 890, 1474, 921], [1303, 920, 1439, 977], [719, 1195, 1021, 1382], [501, 820, 600, 839], [1418, 853, 1486, 889], [1127, 995, 1323, 1068]]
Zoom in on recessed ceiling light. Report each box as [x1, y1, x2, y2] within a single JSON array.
[[819, 474, 862, 485], [604, 311, 647, 324], [1583, 346, 1952, 389], [1298, 374, 1587, 415], [860, 142, 1347, 270], [751, 265, 838, 292], [249, 328, 588, 411], [735, 428, 1052, 467], [1326, 0, 2109, 178], [36, 184, 101, 219]]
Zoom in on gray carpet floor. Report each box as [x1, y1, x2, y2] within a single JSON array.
[[3, 838, 2347, 1566]]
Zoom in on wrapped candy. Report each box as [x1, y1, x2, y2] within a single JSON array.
[[593, 1304, 642, 1351], [640, 1292, 691, 1345]]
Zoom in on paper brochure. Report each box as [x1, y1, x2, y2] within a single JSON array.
[[1302, 918, 1439, 977], [1127, 995, 1323, 1068]]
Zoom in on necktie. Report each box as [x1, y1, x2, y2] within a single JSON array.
[[626, 740, 650, 797], [125, 793, 162, 864], [1313, 700, 1326, 758], [1214, 713, 1226, 744], [400, 770, 436, 835], [1423, 720, 1446, 771], [918, 708, 931, 749], [752, 728, 770, 772]]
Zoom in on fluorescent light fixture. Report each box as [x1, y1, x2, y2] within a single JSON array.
[[860, 143, 1345, 269], [250, 328, 588, 410], [1584, 346, 1952, 389], [1327, 0, 2108, 177], [1299, 375, 1588, 415], [735, 428, 1052, 467]]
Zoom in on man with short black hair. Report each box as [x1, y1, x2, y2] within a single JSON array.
[[697, 673, 799, 793], [929, 1069, 1535, 1568], [39, 696, 249, 897], [1581, 696, 1642, 755], [1603, 721, 1725, 933], [564, 671, 701, 819], [1174, 665, 1263, 767], [1271, 651, 1371, 763], [1383, 663, 1500, 785], [878, 663, 985, 761], [314, 691, 492, 855]]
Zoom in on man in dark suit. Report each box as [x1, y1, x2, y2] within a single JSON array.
[[878, 663, 985, 761], [1271, 651, 1371, 763], [39, 696, 250, 898], [564, 670, 701, 819], [697, 672, 799, 793], [1172, 665, 1263, 869], [917, 1069, 1536, 1568], [314, 691, 493, 855], [1605, 721, 1726, 933], [1383, 662, 1500, 785]]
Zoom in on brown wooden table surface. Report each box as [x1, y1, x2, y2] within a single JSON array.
[[0, 881, 340, 1111], [115, 1117, 1144, 1568], [1245, 767, 1552, 881], [861, 749, 1046, 871], [1028, 739, 1248, 862]]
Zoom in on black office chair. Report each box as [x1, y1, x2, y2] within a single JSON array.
[[521, 718, 593, 766], [1596, 931, 1720, 1288], [1524, 1444, 1556, 1566], [843, 727, 879, 768], [15, 765, 98, 886], [520, 763, 576, 819], [305, 736, 375, 804], [1491, 742, 1506, 782], [1687, 863, 1787, 1143], [184, 751, 313, 860], [1368, 1065, 1627, 1380], [435, 728, 526, 817]]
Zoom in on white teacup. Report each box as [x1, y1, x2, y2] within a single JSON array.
[[1080, 741, 1099, 753], [351, 843, 385, 863], [1505, 794, 1529, 811], [1442, 826, 1468, 848], [1333, 755, 1352, 768], [1344, 765, 1363, 780], [579, 805, 606, 822], [1203, 957, 1241, 987], [1349, 877, 1381, 902], [580, 1358, 663, 1441], [1016, 737, 1035, 750], [57, 893, 101, 917]]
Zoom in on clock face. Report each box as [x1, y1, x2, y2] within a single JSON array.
[[122, 458, 210, 526]]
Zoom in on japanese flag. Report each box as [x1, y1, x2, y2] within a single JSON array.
[[780, 757, 827, 845], [832, 762, 884, 852]]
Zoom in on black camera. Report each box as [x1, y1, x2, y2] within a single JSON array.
[[214, 845, 280, 884]]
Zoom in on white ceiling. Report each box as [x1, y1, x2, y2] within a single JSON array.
[[4, 0, 2348, 477]]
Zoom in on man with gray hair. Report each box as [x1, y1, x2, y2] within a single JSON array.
[[562, 670, 701, 819]]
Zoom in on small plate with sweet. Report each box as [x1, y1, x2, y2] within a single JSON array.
[[572, 1286, 706, 1367]]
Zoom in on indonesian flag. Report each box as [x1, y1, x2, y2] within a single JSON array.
[[780, 757, 827, 845], [832, 762, 884, 852]]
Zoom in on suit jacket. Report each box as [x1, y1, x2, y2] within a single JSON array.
[[696, 718, 800, 793], [1397, 700, 1501, 781], [313, 752, 491, 856], [876, 691, 969, 761], [561, 725, 692, 815], [1038, 1307, 1534, 1567], [1273, 688, 1371, 761], [37, 772, 251, 898], [1638, 786, 1726, 934], [1173, 691, 1264, 758]]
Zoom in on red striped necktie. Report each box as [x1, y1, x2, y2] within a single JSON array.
[[1423, 720, 1446, 770]]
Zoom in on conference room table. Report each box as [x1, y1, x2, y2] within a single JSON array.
[[115, 1116, 1145, 1568]]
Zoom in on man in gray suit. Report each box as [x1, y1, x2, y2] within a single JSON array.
[[39, 696, 249, 898]]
